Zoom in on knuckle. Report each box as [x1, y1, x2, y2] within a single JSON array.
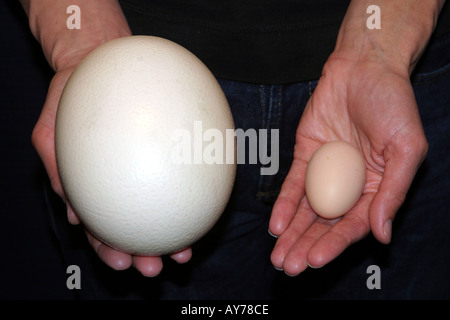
[[397, 132, 428, 163], [419, 136, 429, 160], [30, 124, 40, 148]]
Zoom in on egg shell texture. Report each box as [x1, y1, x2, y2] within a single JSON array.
[[305, 141, 366, 219], [55, 36, 236, 255]]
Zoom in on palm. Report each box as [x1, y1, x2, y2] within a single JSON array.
[[269, 57, 428, 275], [34, 63, 191, 277]]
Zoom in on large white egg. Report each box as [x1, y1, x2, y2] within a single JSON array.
[[55, 36, 236, 256]]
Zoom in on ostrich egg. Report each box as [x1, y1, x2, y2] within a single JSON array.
[[55, 36, 236, 255]]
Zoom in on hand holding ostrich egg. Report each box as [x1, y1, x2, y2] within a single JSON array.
[[55, 36, 236, 256]]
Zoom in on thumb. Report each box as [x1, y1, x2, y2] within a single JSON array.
[[369, 137, 428, 244]]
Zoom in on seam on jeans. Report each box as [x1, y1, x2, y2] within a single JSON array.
[[412, 62, 450, 85], [256, 190, 280, 198], [268, 85, 274, 128], [259, 85, 265, 129], [277, 86, 282, 129]]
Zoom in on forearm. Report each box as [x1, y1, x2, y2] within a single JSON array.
[[20, 0, 131, 71], [333, 0, 446, 74]]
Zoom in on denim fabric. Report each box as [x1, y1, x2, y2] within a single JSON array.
[[47, 79, 318, 299], [47, 33, 450, 299]]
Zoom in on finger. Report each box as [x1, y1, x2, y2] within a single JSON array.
[[307, 193, 373, 269], [32, 70, 74, 200], [86, 230, 132, 271], [169, 247, 192, 264], [32, 118, 63, 198], [270, 198, 317, 270], [369, 137, 428, 244], [269, 158, 308, 236], [281, 217, 333, 276], [66, 204, 80, 225], [132, 256, 164, 277]]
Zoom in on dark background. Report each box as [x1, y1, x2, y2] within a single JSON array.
[[0, 0, 75, 299], [1, 0, 449, 301]]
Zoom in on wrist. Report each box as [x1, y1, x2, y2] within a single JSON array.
[[23, 0, 131, 71], [333, 0, 445, 75]]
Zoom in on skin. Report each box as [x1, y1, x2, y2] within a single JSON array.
[[21, 0, 445, 278], [269, 0, 445, 276], [21, 0, 191, 277]]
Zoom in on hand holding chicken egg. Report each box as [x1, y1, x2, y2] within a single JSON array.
[[269, 57, 428, 276]]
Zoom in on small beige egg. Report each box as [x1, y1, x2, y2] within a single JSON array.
[[305, 141, 366, 219]]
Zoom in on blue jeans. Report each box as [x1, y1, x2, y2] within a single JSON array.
[[48, 33, 450, 299]]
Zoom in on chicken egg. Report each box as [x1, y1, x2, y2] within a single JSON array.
[[305, 141, 366, 219]]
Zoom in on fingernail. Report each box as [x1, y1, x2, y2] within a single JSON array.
[[274, 266, 283, 271], [383, 219, 392, 243], [268, 229, 278, 238], [67, 206, 76, 224], [284, 271, 298, 277], [307, 263, 323, 269]]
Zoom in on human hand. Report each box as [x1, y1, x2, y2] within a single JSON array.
[[268, 53, 428, 276], [33, 53, 192, 276], [25, 0, 192, 276], [268, 0, 444, 277]]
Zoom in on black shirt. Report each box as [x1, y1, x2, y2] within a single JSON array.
[[118, 0, 450, 84]]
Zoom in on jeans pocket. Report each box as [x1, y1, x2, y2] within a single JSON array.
[[256, 81, 316, 205], [412, 61, 450, 85], [411, 32, 450, 85]]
